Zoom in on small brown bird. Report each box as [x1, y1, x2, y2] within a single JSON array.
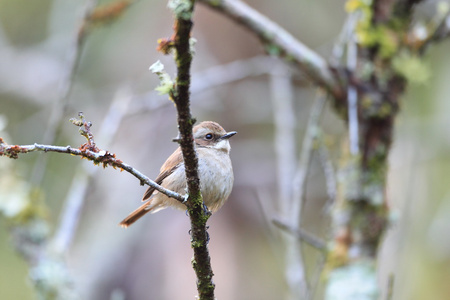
[[119, 121, 236, 227]]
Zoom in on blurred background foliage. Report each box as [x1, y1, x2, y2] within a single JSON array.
[[1, 0, 450, 299]]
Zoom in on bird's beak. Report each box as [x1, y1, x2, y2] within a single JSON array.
[[220, 131, 237, 140]]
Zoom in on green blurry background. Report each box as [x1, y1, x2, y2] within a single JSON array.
[[1, 0, 450, 299]]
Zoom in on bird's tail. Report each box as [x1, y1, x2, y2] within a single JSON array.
[[119, 200, 164, 228]]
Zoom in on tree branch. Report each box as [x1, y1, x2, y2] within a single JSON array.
[[167, 1, 215, 299], [0, 140, 184, 203], [198, 0, 344, 100]]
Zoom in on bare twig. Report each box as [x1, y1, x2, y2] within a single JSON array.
[[198, 0, 343, 100], [254, 188, 287, 269], [318, 142, 337, 212], [0, 141, 184, 202], [291, 92, 327, 224], [269, 62, 309, 299], [273, 218, 327, 251], [284, 92, 326, 299]]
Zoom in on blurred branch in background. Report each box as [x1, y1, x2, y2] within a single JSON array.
[[345, 13, 359, 156], [198, 0, 344, 100], [268, 56, 330, 298], [29, 0, 97, 185], [317, 141, 337, 213], [269, 62, 308, 299], [0, 108, 185, 298], [30, 0, 135, 185], [130, 55, 303, 115], [52, 87, 133, 254], [0, 1, 149, 298], [2, 0, 450, 299], [197, 0, 450, 299], [0, 87, 134, 299]]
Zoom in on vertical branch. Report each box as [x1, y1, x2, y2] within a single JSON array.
[[346, 16, 360, 156], [290, 93, 326, 299], [269, 63, 307, 299], [325, 1, 416, 299], [318, 142, 337, 211], [169, 1, 215, 299], [270, 61, 297, 213], [291, 92, 327, 225], [270, 59, 327, 298]]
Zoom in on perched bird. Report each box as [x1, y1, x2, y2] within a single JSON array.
[[119, 121, 236, 227]]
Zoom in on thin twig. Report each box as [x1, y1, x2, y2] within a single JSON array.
[[269, 62, 309, 299], [254, 189, 286, 266], [273, 90, 326, 300], [0, 142, 184, 202], [291, 92, 327, 224], [272, 218, 327, 251], [318, 141, 337, 213], [198, 0, 343, 100]]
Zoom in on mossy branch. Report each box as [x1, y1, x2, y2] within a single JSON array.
[[162, 0, 216, 299]]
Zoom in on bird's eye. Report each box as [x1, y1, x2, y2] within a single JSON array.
[[205, 133, 213, 140]]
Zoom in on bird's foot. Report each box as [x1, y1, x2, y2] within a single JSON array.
[[202, 203, 212, 217]]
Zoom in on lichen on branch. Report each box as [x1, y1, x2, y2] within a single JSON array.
[[0, 114, 184, 203]]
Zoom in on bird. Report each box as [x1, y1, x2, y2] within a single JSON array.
[[119, 121, 236, 228]]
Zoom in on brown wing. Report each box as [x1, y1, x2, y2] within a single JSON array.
[[119, 148, 183, 228], [141, 147, 183, 201]]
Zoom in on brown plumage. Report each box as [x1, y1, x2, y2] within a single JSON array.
[[119, 121, 236, 228]]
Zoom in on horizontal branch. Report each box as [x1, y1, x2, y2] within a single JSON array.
[[0, 141, 184, 202], [198, 0, 344, 99]]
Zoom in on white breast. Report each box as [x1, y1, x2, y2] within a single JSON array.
[[197, 148, 234, 212]]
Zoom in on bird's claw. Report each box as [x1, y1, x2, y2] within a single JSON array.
[[202, 203, 211, 217]]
